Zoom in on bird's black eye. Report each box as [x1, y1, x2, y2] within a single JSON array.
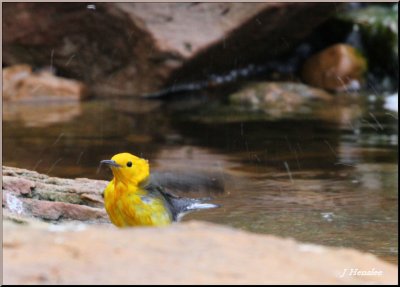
[[127, 161, 132, 167]]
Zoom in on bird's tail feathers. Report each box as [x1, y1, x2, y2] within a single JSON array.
[[184, 197, 220, 211]]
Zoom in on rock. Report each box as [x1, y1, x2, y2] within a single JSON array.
[[301, 44, 367, 92], [2, 64, 32, 100], [3, 64, 88, 102], [2, 176, 35, 196], [3, 194, 108, 222], [230, 81, 333, 117], [2, 3, 339, 96], [312, 4, 398, 92], [14, 71, 88, 101], [2, 166, 108, 223], [23, 198, 108, 221], [3, 220, 398, 284]]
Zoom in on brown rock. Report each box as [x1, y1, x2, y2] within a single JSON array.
[[3, 220, 398, 284], [2, 166, 108, 222], [3, 3, 339, 96], [301, 44, 368, 92], [2, 64, 32, 100], [2, 176, 35, 196], [22, 198, 108, 221], [3, 65, 88, 102], [15, 71, 88, 101], [2, 193, 107, 222]]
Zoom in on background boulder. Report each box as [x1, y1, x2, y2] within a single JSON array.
[[3, 3, 339, 96]]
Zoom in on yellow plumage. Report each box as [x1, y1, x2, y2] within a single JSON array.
[[102, 153, 172, 227], [101, 152, 219, 228]]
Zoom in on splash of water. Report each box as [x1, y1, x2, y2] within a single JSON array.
[[6, 193, 25, 215]]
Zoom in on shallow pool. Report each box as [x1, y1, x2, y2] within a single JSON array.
[[3, 91, 398, 264]]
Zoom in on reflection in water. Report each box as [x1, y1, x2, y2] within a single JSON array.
[[3, 101, 82, 127], [2, 94, 398, 264]]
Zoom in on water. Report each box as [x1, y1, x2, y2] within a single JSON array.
[[3, 91, 398, 264]]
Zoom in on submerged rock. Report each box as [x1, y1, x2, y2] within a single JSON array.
[[230, 81, 333, 117], [301, 44, 367, 92], [2, 3, 339, 96]]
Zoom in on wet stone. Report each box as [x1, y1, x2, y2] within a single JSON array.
[[2, 166, 108, 223], [229, 81, 333, 117], [301, 44, 367, 92]]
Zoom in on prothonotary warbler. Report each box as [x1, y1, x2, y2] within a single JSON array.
[[101, 152, 220, 227]]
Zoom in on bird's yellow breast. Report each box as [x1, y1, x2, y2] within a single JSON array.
[[104, 179, 172, 227]]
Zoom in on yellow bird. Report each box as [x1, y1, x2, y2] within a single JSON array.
[[101, 152, 219, 227]]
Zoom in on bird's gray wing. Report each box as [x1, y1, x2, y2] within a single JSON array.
[[141, 177, 219, 221], [141, 179, 185, 221]]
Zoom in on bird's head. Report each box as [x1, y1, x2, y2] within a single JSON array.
[[101, 152, 150, 185]]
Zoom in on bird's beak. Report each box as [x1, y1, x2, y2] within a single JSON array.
[[100, 159, 121, 168]]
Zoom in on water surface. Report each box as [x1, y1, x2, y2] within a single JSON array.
[[3, 91, 398, 264]]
